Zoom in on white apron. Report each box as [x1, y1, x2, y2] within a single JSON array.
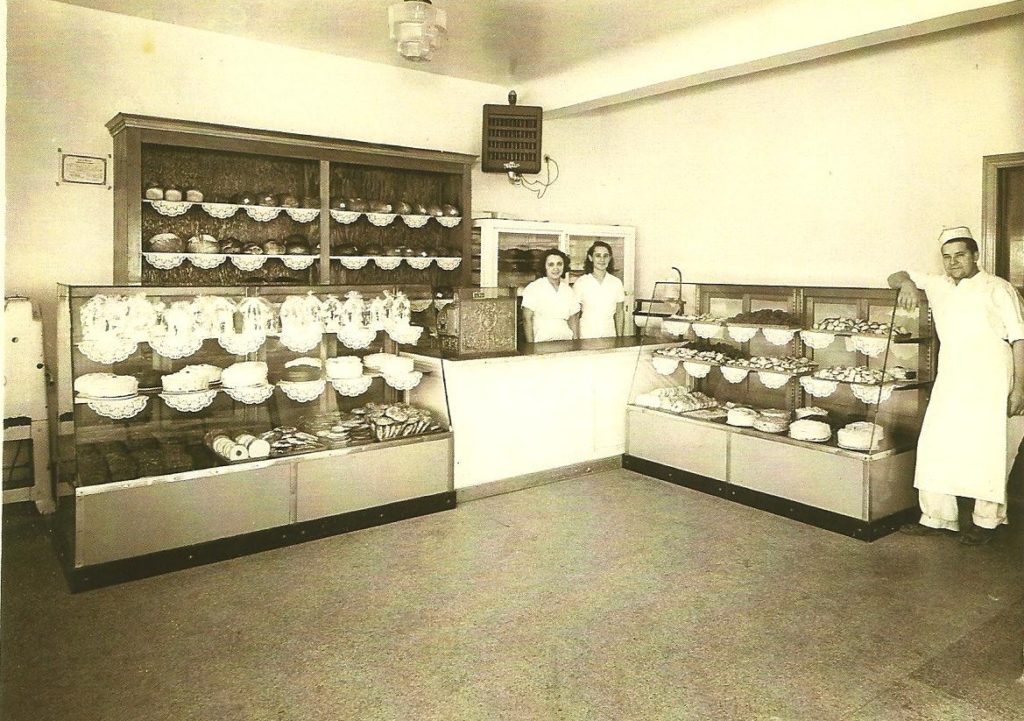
[[575, 273, 625, 339], [914, 275, 1019, 504]]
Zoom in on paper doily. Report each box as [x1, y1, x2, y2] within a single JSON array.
[[800, 330, 836, 350], [382, 370, 423, 391], [800, 375, 839, 398], [222, 384, 275, 404], [683, 361, 712, 378], [726, 325, 758, 343], [757, 370, 790, 389], [720, 366, 750, 384], [160, 389, 217, 413], [85, 395, 149, 420], [651, 356, 680, 376], [278, 379, 326, 403], [330, 375, 373, 397]]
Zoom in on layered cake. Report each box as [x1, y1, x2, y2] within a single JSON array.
[[838, 421, 885, 451], [74, 373, 138, 398], [221, 361, 269, 389], [788, 419, 832, 442], [752, 408, 790, 434], [726, 406, 758, 427], [279, 365, 322, 383], [326, 356, 364, 379]]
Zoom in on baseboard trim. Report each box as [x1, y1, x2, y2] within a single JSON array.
[[56, 491, 456, 593], [623, 455, 916, 541], [457, 456, 623, 503]]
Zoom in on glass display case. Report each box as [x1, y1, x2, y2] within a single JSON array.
[[55, 282, 454, 588], [625, 281, 936, 539], [470, 218, 635, 301]]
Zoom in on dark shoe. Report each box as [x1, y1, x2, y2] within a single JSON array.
[[959, 526, 997, 546], [900, 523, 956, 536]]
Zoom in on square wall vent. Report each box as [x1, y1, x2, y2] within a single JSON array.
[[482, 93, 542, 174]]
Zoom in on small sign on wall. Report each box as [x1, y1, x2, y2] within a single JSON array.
[[57, 148, 110, 188]]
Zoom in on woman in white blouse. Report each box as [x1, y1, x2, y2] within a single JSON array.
[[574, 241, 626, 339], [521, 249, 580, 342]]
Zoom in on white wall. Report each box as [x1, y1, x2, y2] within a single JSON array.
[[5, 0, 507, 331], [475, 16, 1024, 295]]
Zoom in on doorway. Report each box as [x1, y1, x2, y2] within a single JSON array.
[[983, 152, 1024, 506]]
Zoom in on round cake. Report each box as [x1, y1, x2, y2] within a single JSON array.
[[838, 421, 885, 450], [726, 406, 758, 427], [753, 410, 790, 434], [380, 356, 415, 376], [362, 353, 391, 371], [794, 406, 828, 420], [74, 373, 138, 398], [279, 365, 321, 383], [221, 361, 268, 389], [789, 419, 832, 442], [326, 356, 364, 379], [162, 366, 214, 393]]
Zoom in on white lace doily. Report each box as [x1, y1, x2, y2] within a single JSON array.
[[278, 379, 326, 403], [800, 375, 839, 398], [692, 323, 724, 340], [726, 325, 758, 343], [336, 256, 369, 270], [218, 332, 265, 356], [230, 254, 268, 271], [851, 383, 895, 405], [149, 200, 192, 217], [85, 395, 149, 420], [201, 202, 240, 219], [284, 208, 319, 223], [406, 257, 432, 270], [244, 206, 282, 222], [662, 319, 691, 337], [78, 336, 138, 364], [757, 370, 790, 389], [366, 212, 397, 227], [720, 366, 750, 384], [330, 375, 373, 397], [160, 389, 217, 413], [281, 255, 317, 271], [402, 214, 430, 228], [436, 257, 462, 271], [223, 384, 275, 404], [762, 328, 797, 346], [372, 256, 402, 270], [382, 371, 423, 391], [143, 252, 186, 269], [800, 330, 835, 350], [436, 216, 462, 228], [330, 209, 360, 224], [652, 356, 680, 376], [187, 253, 227, 270], [683, 361, 712, 378], [149, 334, 204, 359]]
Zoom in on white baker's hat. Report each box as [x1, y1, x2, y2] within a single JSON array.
[[937, 226, 974, 243]]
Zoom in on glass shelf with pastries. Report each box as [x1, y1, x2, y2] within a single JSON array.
[[624, 280, 936, 539], [58, 282, 452, 488]]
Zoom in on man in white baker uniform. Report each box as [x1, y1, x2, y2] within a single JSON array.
[[888, 226, 1024, 545]]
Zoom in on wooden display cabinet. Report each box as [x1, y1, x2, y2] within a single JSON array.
[[108, 114, 475, 288]]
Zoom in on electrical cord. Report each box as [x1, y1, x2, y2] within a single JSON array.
[[508, 155, 559, 199]]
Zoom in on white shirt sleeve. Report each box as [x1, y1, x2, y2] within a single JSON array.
[[521, 279, 542, 312], [990, 278, 1024, 342]]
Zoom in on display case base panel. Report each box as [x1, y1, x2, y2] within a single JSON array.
[[623, 455, 915, 541], [55, 491, 455, 593]]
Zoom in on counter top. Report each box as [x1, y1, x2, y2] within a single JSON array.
[[405, 335, 674, 363]]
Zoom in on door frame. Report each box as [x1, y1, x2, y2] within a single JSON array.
[[981, 151, 1024, 277]]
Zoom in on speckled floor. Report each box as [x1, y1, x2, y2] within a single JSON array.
[[2, 469, 1023, 721]]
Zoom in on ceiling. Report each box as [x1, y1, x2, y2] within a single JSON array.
[[53, 0, 762, 85]]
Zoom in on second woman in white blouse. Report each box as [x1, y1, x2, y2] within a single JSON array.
[[574, 241, 626, 339]]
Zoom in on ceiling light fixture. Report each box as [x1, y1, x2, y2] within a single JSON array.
[[388, 0, 447, 63]]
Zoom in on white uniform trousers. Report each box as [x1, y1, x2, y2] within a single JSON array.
[[918, 490, 1007, 530]]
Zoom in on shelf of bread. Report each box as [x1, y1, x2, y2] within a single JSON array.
[[630, 393, 908, 457], [330, 255, 463, 271], [145, 198, 322, 223]]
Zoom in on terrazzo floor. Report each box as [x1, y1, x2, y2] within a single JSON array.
[[2, 469, 1023, 720]]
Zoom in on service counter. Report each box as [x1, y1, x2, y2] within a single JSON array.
[[405, 337, 673, 493]]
